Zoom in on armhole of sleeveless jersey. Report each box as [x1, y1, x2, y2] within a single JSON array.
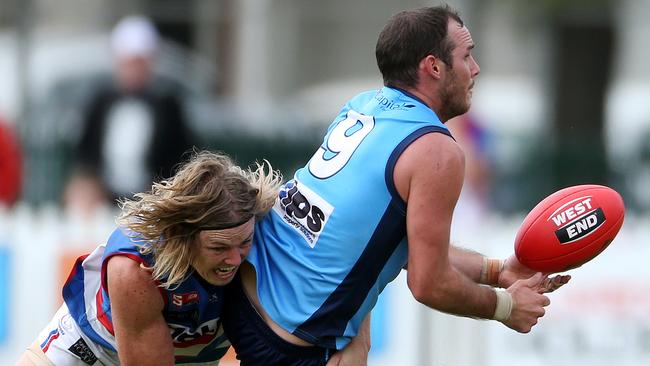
[[101, 252, 167, 306], [385, 126, 454, 214]]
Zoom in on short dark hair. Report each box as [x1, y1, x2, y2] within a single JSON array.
[[376, 5, 463, 88]]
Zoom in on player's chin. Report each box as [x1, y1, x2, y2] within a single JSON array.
[[465, 93, 473, 108]]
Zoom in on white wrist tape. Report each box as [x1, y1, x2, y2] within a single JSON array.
[[493, 289, 513, 322]]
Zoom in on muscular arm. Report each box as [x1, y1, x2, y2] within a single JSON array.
[[405, 244, 486, 281], [107, 256, 174, 365], [394, 133, 552, 332], [394, 133, 496, 319]]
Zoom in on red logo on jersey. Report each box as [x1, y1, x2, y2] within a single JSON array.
[[172, 292, 199, 307]]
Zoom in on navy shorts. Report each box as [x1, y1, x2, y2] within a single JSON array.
[[222, 274, 337, 366]]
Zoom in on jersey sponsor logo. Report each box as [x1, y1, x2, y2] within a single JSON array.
[[68, 338, 98, 365], [273, 179, 333, 248], [374, 93, 416, 111], [547, 196, 606, 244], [172, 291, 199, 307], [169, 319, 219, 346]]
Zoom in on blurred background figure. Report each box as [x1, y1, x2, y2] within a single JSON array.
[[448, 112, 493, 239], [61, 169, 109, 218], [69, 15, 194, 209], [0, 114, 22, 209]]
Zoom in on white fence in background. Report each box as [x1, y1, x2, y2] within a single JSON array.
[[0, 205, 648, 365]]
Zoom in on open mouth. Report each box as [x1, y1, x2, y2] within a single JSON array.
[[214, 266, 237, 276]]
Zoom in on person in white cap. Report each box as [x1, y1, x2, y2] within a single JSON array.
[[110, 15, 159, 92], [67, 15, 194, 211]]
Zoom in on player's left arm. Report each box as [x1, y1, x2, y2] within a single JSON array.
[[449, 247, 570, 293], [326, 313, 371, 366], [107, 256, 174, 365]]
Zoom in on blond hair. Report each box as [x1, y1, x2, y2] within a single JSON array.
[[117, 150, 282, 288]]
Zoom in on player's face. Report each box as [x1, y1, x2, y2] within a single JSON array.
[[439, 19, 480, 120], [193, 218, 255, 286]]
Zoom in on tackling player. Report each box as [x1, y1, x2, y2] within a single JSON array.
[[16, 151, 370, 365], [18, 151, 278, 365]]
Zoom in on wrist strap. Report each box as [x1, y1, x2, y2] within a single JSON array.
[[493, 289, 513, 322], [480, 258, 504, 286]]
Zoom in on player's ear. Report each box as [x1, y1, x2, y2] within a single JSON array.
[[421, 55, 442, 80]]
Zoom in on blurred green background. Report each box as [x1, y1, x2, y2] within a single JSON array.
[[0, 0, 647, 214]]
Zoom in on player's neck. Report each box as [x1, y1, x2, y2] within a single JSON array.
[[400, 85, 444, 121]]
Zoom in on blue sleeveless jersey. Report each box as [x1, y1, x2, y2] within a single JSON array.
[[62, 228, 230, 364], [249, 86, 452, 349]]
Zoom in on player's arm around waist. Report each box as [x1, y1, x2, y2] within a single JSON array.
[[107, 256, 173, 366], [394, 133, 496, 319]]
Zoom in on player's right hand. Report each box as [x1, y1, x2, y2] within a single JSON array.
[[503, 272, 551, 333]]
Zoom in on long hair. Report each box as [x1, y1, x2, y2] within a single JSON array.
[[376, 4, 463, 89], [117, 150, 282, 288]]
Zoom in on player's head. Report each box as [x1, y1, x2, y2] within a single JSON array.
[[376, 5, 462, 89], [118, 150, 282, 288], [376, 5, 480, 121]]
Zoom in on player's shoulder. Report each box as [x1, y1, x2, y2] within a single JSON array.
[[104, 228, 154, 277], [106, 227, 150, 255], [410, 131, 463, 161], [352, 89, 381, 103], [106, 254, 143, 275], [392, 130, 464, 203], [342, 89, 381, 113], [399, 132, 465, 178], [106, 254, 157, 297], [106, 254, 165, 323]]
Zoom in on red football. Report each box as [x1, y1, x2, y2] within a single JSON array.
[[514, 184, 625, 273]]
